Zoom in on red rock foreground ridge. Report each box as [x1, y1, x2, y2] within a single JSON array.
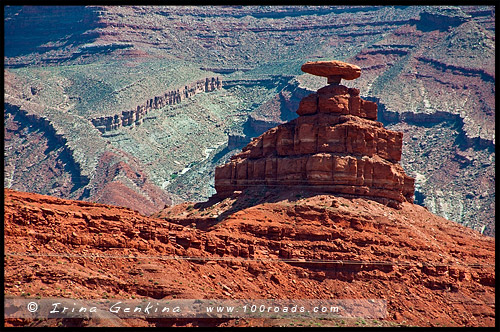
[[4, 186, 494, 327], [215, 60, 414, 208]]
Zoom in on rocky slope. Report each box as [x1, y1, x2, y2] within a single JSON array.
[[341, 13, 495, 234], [4, 187, 495, 327], [4, 5, 495, 235], [4, 91, 175, 216]]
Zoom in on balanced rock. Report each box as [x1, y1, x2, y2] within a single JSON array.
[[301, 60, 361, 84], [215, 61, 414, 207]]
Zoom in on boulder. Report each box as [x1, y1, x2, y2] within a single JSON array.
[[301, 60, 362, 83]]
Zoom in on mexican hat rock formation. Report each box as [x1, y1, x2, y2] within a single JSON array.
[[215, 60, 415, 207]]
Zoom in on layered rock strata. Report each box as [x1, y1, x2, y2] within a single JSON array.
[[215, 61, 414, 206], [91, 76, 222, 133], [4, 188, 496, 327]]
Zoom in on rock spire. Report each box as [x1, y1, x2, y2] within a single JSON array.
[[215, 60, 414, 207]]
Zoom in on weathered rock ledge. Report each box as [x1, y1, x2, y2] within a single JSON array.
[[91, 76, 222, 133]]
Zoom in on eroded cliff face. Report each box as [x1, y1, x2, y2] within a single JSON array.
[[4, 70, 175, 215], [90, 77, 222, 133], [215, 62, 414, 207]]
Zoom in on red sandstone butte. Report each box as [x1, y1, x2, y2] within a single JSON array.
[[215, 61, 414, 208]]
